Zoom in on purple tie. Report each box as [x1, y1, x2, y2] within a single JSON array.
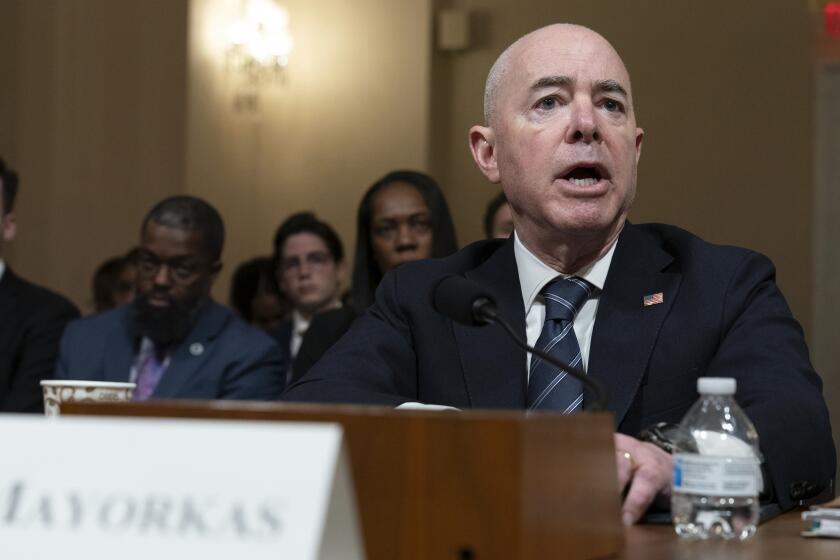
[[133, 351, 166, 401]]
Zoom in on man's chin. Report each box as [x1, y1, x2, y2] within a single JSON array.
[[131, 295, 196, 348]]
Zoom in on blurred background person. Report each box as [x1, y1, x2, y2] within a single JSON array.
[[229, 256, 289, 331], [270, 212, 346, 382], [291, 170, 458, 382], [56, 195, 285, 401], [483, 191, 514, 239], [351, 169, 458, 311], [91, 248, 139, 313], [0, 157, 79, 412]]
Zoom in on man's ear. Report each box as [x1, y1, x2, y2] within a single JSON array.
[[635, 127, 644, 164], [469, 125, 501, 184], [1, 212, 17, 242], [336, 259, 348, 292]]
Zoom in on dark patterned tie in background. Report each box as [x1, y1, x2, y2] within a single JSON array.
[[526, 276, 592, 412]]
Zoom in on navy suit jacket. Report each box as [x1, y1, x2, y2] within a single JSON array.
[[269, 319, 293, 381], [0, 269, 79, 412], [56, 300, 285, 400], [284, 223, 836, 510]]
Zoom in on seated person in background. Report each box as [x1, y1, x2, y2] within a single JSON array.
[[56, 195, 285, 401], [0, 157, 79, 412], [229, 255, 290, 331], [91, 248, 139, 313], [284, 24, 836, 523], [483, 191, 514, 239], [269, 212, 346, 383], [291, 170, 459, 381]]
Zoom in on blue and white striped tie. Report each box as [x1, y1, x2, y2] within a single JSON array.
[[526, 276, 592, 412]]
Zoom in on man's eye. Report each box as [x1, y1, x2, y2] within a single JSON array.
[[602, 99, 623, 113], [537, 97, 557, 110]]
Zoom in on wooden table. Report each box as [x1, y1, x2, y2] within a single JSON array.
[[623, 509, 838, 559]]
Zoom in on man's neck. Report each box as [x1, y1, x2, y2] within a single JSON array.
[[516, 220, 625, 274]]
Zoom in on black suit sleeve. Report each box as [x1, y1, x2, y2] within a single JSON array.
[[0, 299, 80, 412], [283, 272, 417, 406], [708, 252, 835, 510]]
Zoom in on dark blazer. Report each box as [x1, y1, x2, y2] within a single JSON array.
[[270, 308, 359, 384], [56, 300, 286, 400], [0, 268, 79, 412], [292, 307, 358, 382], [284, 223, 836, 510], [269, 319, 293, 382]]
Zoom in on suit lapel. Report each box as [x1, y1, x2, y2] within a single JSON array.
[[453, 239, 528, 408], [103, 307, 137, 382], [153, 301, 228, 398], [588, 224, 682, 426]]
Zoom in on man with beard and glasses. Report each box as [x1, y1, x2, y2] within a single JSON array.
[[56, 196, 285, 401], [284, 24, 835, 524], [0, 157, 79, 412]]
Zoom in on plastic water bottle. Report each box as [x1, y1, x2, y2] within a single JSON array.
[[671, 377, 761, 540]]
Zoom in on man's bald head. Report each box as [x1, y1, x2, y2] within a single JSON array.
[[483, 24, 633, 127]]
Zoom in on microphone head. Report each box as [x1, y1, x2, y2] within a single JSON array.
[[433, 275, 497, 326]]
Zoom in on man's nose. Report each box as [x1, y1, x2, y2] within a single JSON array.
[[153, 265, 171, 288], [565, 98, 600, 144]]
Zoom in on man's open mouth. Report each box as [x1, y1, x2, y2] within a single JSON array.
[[562, 166, 603, 187]]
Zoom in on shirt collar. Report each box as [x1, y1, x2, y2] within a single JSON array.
[[513, 231, 617, 313], [291, 310, 311, 336], [0, 259, 5, 283]]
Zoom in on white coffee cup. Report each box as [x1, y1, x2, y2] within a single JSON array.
[[40, 380, 136, 417]]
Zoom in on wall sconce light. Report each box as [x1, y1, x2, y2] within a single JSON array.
[[226, 0, 293, 85]]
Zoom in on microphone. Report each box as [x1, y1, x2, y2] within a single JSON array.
[[433, 274, 608, 412]]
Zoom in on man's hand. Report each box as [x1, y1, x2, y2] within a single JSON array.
[[614, 432, 673, 526]]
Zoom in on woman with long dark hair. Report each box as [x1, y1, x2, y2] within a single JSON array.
[[290, 170, 458, 381], [350, 170, 458, 312]]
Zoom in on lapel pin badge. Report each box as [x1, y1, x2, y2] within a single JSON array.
[[189, 342, 204, 356], [643, 292, 664, 307]]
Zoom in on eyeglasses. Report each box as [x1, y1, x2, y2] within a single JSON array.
[[136, 251, 208, 283], [372, 215, 433, 240], [280, 251, 334, 274]]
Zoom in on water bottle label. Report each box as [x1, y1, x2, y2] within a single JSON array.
[[673, 454, 759, 497]]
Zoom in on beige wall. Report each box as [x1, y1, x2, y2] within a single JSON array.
[[0, 1, 20, 164], [0, 0, 188, 312], [186, 0, 433, 302]]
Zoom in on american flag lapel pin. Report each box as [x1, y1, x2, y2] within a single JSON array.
[[643, 292, 664, 307]]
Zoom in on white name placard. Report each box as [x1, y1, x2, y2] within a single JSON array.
[[0, 415, 364, 560]]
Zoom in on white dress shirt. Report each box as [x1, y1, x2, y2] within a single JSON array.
[[0, 259, 5, 282], [514, 232, 616, 376], [289, 310, 311, 359]]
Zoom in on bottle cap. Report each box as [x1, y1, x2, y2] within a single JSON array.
[[697, 377, 736, 395]]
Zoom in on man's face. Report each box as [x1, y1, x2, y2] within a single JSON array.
[[473, 26, 643, 248], [135, 222, 219, 310], [278, 232, 343, 317]]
